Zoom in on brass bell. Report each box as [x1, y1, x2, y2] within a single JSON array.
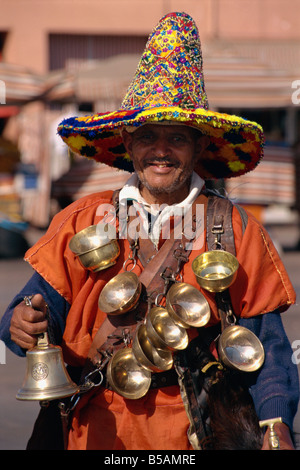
[[16, 332, 79, 401]]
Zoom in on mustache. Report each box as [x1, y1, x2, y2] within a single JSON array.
[[142, 156, 179, 167]]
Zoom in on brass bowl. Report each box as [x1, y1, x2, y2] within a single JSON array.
[[218, 325, 265, 372], [192, 250, 239, 293], [166, 282, 211, 328], [132, 324, 173, 372], [146, 306, 189, 352], [106, 348, 151, 399], [69, 224, 120, 272], [98, 271, 141, 315]]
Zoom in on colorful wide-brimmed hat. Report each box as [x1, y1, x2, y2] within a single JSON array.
[[57, 12, 264, 179]]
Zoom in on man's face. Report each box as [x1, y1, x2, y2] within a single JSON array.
[[122, 124, 208, 204]]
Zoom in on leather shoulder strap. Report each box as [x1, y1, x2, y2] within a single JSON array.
[[206, 195, 236, 255]]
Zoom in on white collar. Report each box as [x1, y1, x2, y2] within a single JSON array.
[[118, 172, 205, 247], [119, 172, 204, 214]]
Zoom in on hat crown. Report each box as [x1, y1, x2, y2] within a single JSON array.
[[121, 12, 208, 111]]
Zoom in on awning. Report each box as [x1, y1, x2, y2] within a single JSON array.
[[52, 158, 130, 201], [0, 62, 44, 105], [74, 54, 140, 105], [2, 39, 299, 109], [45, 40, 300, 109], [225, 145, 295, 206], [42, 69, 76, 102], [203, 40, 300, 108]]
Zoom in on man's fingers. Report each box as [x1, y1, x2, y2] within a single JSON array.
[[10, 329, 39, 351], [30, 294, 48, 314], [22, 304, 47, 324], [10, 294, 48, 350]]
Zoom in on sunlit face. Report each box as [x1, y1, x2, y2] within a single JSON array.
[[122, 124, 208, 204]]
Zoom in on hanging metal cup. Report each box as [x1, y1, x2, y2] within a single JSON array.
[[132, 323, 173, 372], [146, 306, 189, 352], [98, 271, 142, 315], [166, 282, 211, 328], [106, 348, 152, 399], [216, 291, 265, 372], [218, 324, 265, 372], [192, 250, 239, 293], [69, 223, 120, 272]]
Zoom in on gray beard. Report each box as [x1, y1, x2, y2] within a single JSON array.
[[137, 172, 193, 196]]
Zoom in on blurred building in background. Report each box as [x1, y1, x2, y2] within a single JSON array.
[[0, 0, 299, 253]]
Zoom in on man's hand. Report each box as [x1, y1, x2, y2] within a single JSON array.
[[10, 294, 48, 350], [261, 422, 295, 450]]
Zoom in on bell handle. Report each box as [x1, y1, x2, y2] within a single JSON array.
[[24, 296, 54, 347], [37, 331, 50, 348]]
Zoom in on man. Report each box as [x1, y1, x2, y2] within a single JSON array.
[[0, 12, 298, 450]]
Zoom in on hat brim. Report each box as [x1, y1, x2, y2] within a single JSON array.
[[57, 105, 264, 179]]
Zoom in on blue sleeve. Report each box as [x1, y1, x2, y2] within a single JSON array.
[[239, 312, 299, 432], [0, 271, 70, 357]]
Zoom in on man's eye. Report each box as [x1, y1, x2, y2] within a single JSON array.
[[138, 134, 154, 142], [171, 135, 186, 143]]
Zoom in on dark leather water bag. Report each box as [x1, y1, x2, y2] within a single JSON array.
[[174, 194, 264, 450]]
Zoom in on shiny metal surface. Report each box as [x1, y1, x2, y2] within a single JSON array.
[[106, 348, 151, 399], [16, 333, 79, 401], [69, 224, 120, 272], [192, 250, 239, 292], [98, 271, 141, 315], [132, 323, 173, 372], [166, 282, 211, 328], [146, 306, 189, 352], [259, 418, 282, 450], [218, 325, 265, 372]]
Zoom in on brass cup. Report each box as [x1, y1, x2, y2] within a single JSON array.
[[132, 323, 173, 372], [106, 348, 152, 399], [69, 224, 120, 272], [166, 282, 211, 328], [218, 325, 265, 372], [146, 306, 189, 352], [98, 271, 141, 315], [192, 250, 239, 293]]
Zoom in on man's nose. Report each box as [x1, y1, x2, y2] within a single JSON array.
[[153, 137, 170, 157]]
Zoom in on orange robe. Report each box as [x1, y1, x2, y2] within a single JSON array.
[[25, 191, 295, 450]]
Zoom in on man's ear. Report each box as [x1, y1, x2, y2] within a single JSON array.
[[122, 130, 133, 156], [195, 135, 210, 161]]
